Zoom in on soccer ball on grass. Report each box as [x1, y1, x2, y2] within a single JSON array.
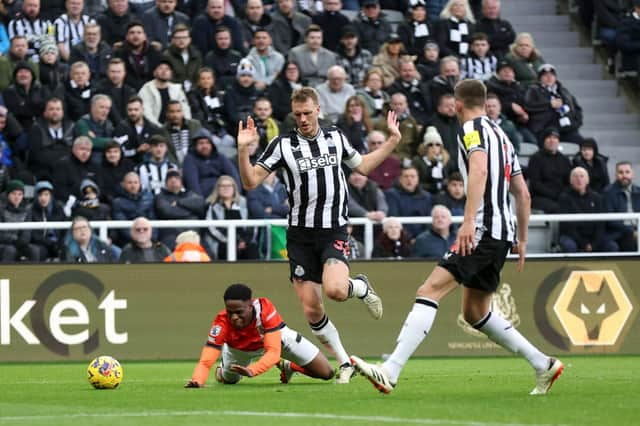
[[87, 355, 123, 389]]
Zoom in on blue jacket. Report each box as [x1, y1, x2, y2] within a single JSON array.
[[411, 228, 456, 259], [385, 184, 432, 238], [247, 181, 289, 219], [182, 149, 241, 198], [112, 189, 156, 243], [603, 181, 640, 237]]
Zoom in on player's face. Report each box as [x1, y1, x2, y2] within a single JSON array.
[[292, 99, 320, 138], [225, 299, 253, 329]]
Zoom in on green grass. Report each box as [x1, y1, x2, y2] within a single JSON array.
[[0, 356, 637, 426]]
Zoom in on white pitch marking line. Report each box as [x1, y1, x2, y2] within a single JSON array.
[[0, 410, 568, 426]]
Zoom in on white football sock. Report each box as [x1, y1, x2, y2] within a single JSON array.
[[309, 314, 350, 365], [383, 298, 439, 383], [348, 277, 368, 298], [474, 312, 549, 372]]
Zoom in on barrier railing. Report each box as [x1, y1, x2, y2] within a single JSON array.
[[0, 213, 638, 261]]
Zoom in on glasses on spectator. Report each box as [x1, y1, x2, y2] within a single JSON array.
[[219, 183, 234, 188], [72, 225, 90, 231], [427, 143, 441, 147]]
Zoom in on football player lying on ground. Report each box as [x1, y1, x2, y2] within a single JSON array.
[[185, 283, 335, 387]]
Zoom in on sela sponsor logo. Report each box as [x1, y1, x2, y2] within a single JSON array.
[[0, 271, 128, 355], [296, 153, 338, 172]]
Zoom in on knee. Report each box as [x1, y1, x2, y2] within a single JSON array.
[[324, 283, 348, 301], [319, 365, 335, 380], [302, 305, 325, 323]]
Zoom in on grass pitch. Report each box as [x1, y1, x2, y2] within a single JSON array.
[[0, 356, 637, 426]]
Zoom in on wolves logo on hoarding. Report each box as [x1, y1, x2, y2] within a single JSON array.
[[553, 271, 633, 346], [458, 283, 520, 337]]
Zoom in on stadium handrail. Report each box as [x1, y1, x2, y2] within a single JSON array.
[[1, 213, 638, 261]]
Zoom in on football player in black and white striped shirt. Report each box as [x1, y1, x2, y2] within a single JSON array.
[[352, 79, 564, 395], [237, 87, 401, 383]]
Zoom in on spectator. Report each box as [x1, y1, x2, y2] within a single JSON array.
[[28, 180, 67, 260], [460, 32, 497, 80], [187, 67, 229, 139], [73, 94, 115, 159], [384, 166, 432, 238], [164, 230, 211, 262], [317, 65, 355, 124], [571, 138, 609, 193], [355, 68, 390, 121], [138, 60, 192, 127], [266, 60, 304, 122], [336, 95, 372, 154], [223, 59, 262, 134], [137, 135, 178, 195], [182, 128, 241, 197], [485, 93, 522, 153], [352, 0, 392, 56], [97, 140, 135, 203], [54, 0, 94, 62], [388, 57, 432, 126], [595, 0, 632, 74], [203, 175, 258, 260], [140, 0, 190, 49], [0, 136, 11, 194], [95, 58, 137, 124], [244, 28, 284, 91], [375, 93, 421, 161], [64, 61, 96, 122], [69, 23, 113, 84], [504, 32, 545, 87], [433, 171, 465, 217], [335, 26, 373, 88], [346, 223, 365, 259], [347, 170, 388, 239], [113, 21, 163, 90], [0, 180, 38, 262], [202, 27, 243, 90], [425, 56, 460, 114], [53, 136, 101, 203], [312, 0, 350, 52], [162, 100, 203, 165], [397, 0, 434, 56], [371, 37, 405, 88], [603, 161, 640, 252], [252, 97, 279, 151], [427, 93, 460, 165], [8, 0, 53, 63], [270, 0, 312, 55], [525, 63, 584, 145], [28, 97, 75, 180], [416, 40, 441, 82], [192, 0, 244, 56], [155, 169, 205, 248], [411, 204, 456, 258], [37, 42, 66, 96], [475, 0, 515, 58], [111, 171, 156, 244], [367, 130, 401, 190], [0, 25, 9, 57], [70, 178, 111, 221], [557, 167, 618, 253], [412, 126, 450, 194], [61, 216, 116, 263], [526, 128, 572, 213], [113, 95, 164, 162], [3, 61, 48, 130], [246, 171, 288, 219], [0, 36, 39, 92], [162, 24, 202, 92], [616, 2, 640, 73], [289, 25, 338, 87], [371, 216, 412, 258], [96, 0, 136, 47], [239, 0, 277, 52], [120, 216, 172, 262], [434, 0, 476, 57]]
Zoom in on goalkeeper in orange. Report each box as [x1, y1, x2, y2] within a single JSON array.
[[185, 283, 335, 387]]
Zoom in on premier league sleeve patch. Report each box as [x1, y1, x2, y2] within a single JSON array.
[[210, 325, 222, 337]]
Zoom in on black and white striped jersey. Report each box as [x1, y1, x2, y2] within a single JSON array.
[[460, 54, 498, 81], [257, 127, 363, 229], [8, 16, 52, 61], [457, 115, 522, 242], [54, 14, 94, 54]]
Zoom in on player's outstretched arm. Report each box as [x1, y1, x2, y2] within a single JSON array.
[[355, 110, 401, 175], [185, 345, 221, 388], [233, 330, 282, 378], [237, 117, 269, 190], [509, 173, 531, 272]]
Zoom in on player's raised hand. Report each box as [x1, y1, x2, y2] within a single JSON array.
[[230, 364, 254, 377], [184, 380, 201, 388], [386, 110, 401, 143], [237, 117, 259, 152]]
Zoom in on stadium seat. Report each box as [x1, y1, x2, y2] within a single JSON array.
[[341, 10, 358, 21], [558, 142, 579, 157], [381, 9, 404, 32]]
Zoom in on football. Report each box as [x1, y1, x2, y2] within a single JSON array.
[[87, 355, 124, 389]]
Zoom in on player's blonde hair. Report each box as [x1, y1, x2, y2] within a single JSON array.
[[291, 87, 320, 105], [454, 79, 487, 109]]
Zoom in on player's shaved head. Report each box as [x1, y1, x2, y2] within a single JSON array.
[[224, 283, 252, 301]]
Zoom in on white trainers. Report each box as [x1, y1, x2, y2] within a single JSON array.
[[350, 355, 395, 394], [335, 362, 356, 384], [530, 358, 564, 395], [277, 359, 294, 384], [356, 274, 383, 320]]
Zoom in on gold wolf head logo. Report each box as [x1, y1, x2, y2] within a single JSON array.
[[567, 278, 619, 340]]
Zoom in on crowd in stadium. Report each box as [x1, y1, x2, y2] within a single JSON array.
[[0, 0, 638, 263]]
